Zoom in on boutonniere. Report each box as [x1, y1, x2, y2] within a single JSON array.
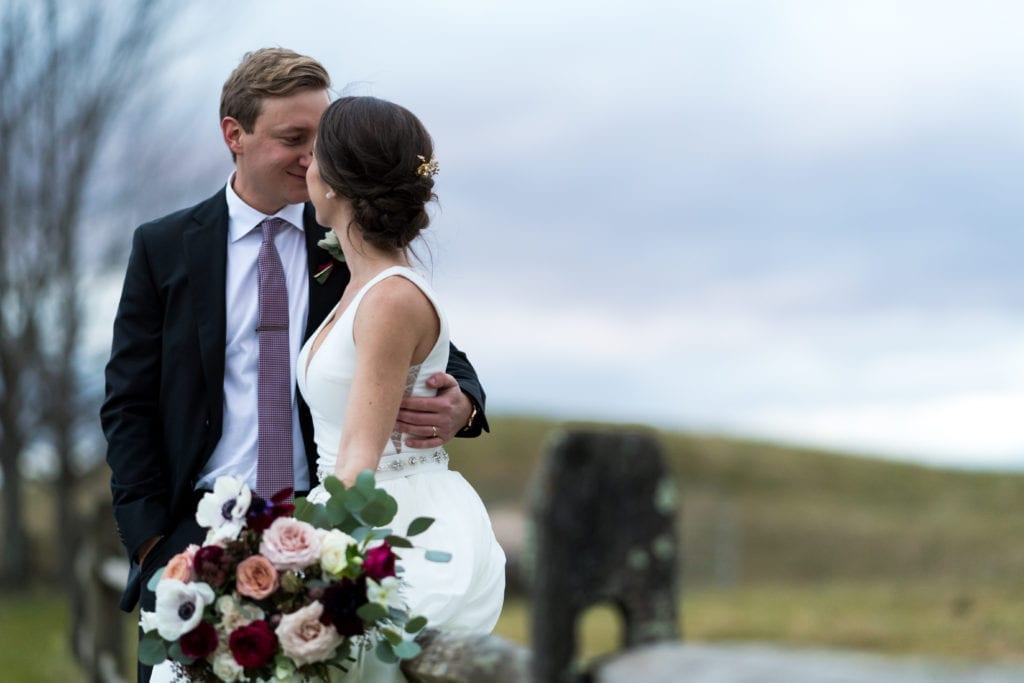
[[313, 261, 334, 285], [314, 230, 346, 284]]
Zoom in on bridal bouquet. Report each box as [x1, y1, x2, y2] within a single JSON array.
[[139, 472, 447, 682]]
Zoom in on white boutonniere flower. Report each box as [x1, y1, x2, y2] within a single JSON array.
[[195, 475, 252, 543]]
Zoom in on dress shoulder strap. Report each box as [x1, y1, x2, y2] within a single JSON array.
[[351, 266, 448, 334]]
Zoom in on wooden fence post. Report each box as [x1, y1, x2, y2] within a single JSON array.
[[71, 499, 130, 683], [528, 428, 680, 683]]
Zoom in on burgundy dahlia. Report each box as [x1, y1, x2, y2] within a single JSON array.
[[319, 577, 368, 636], [179, 621, 218, 659], [194, 545, 228, 588]]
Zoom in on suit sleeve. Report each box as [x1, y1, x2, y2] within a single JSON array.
[[100, 227, 171, 561], [446, 341, 490, 437]]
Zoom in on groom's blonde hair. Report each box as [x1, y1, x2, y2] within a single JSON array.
[[220, 47, 331, 134]]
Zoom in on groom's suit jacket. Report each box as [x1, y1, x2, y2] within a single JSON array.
[[101, 188, 486, 610]]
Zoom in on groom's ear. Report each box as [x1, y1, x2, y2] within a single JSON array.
[[221, 116, 245, 159]]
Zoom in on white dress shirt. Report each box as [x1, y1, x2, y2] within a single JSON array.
[[196, 175, 312, 492]]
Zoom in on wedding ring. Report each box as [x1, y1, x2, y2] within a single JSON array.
[[431, 425, 439, 438]]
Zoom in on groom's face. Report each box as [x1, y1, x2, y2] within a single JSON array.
[[224, 88, 330, 215]]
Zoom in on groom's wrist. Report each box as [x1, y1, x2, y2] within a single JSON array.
[[136, 535, 162, 566], [458, 396, 479, 434]]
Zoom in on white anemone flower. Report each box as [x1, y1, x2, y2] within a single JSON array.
[[147, 579, 216, 640], [195, 475, 251, 542]]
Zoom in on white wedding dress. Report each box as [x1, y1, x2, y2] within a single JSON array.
[[298, 265, 506, 681]]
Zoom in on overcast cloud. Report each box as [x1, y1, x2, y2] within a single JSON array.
[[90, 1, 1024, 469]]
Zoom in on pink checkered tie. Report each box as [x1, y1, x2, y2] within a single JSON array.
[[256, 218, 294, 500]]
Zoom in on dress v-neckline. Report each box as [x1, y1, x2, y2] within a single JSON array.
[[303, 300, 341, 385]]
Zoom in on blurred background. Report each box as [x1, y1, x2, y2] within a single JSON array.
[[1, 0, 1022, 680]]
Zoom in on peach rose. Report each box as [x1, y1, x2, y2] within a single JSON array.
[[259, 518, 322, 571], [235, 555, 279, 600], [161, 544, 200, 582]]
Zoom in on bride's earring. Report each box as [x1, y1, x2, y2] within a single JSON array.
[[325, 191, 334, 199]]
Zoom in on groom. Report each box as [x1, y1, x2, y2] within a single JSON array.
[[101, 48, 486, 677]]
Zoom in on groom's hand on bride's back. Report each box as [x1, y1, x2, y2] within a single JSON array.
[[397, 372, 474, 448]]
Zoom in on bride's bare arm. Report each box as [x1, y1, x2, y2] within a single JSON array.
[[334, 277, 440, 486]]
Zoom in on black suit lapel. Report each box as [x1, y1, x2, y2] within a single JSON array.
[[302, 202, 348, 340], [183, 190, 229, 410]]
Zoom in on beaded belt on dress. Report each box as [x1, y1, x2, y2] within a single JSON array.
[[317, 448, 449, 483], [376, 448, 449, 480]]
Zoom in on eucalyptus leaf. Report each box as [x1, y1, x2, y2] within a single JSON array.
[[168, 640, 196, 665], [145, 567, 164, 592], [424, 550, 452, 563], [358, 491, 397, 527], [137, 633, 167, 666], [375, 639, 399, 664], [406, 516, 434, 537], [355, 469, 377, 494], [297, 501, 332, 529], [351, 526, 371, 543], [344, 488, 368, 514], [405, 615, 428, 633], [326, 488, 348, 510], [356, 602, 388, 622], [292, 497, 315, 522], [383, 628, 404, 646], [324, 475, 347, 496], [394, 640, 422, 660], [360, 499, 394, 527], [325, 501, 351, 529], [338, 516, 360, 534], [385, 535, 413, 549]]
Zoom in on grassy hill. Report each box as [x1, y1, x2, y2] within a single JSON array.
[[447, 415, 1024, 586], [448, 416, 1024, 661]]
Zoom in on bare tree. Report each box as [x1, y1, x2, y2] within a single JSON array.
[[0, 0, 177, 586]]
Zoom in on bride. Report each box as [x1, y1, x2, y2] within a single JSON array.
[[298, 96, 506, 680]]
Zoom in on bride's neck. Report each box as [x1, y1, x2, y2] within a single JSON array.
[[344, 244, 410, 286]]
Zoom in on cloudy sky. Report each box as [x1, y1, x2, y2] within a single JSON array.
[[91, 0, 1024, 470]]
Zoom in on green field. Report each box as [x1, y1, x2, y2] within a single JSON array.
[[458, 416, 1024, 663], [3, 416, 1023, 678], [495, 579, 1024, 664]]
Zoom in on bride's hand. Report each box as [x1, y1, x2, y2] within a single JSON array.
[[396, 372, 472, 448]]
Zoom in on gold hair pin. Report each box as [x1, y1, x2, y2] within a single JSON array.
[[416, 154, 439, 178]]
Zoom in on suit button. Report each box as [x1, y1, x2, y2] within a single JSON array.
[[204, 418, 211, 429]]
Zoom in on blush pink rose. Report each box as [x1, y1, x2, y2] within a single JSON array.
[[275, 601, 343, 666], [259, 518, 322, 571], [235, 555, 279, 600]]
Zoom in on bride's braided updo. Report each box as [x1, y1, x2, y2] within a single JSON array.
[[314, 96, 437, 252]]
